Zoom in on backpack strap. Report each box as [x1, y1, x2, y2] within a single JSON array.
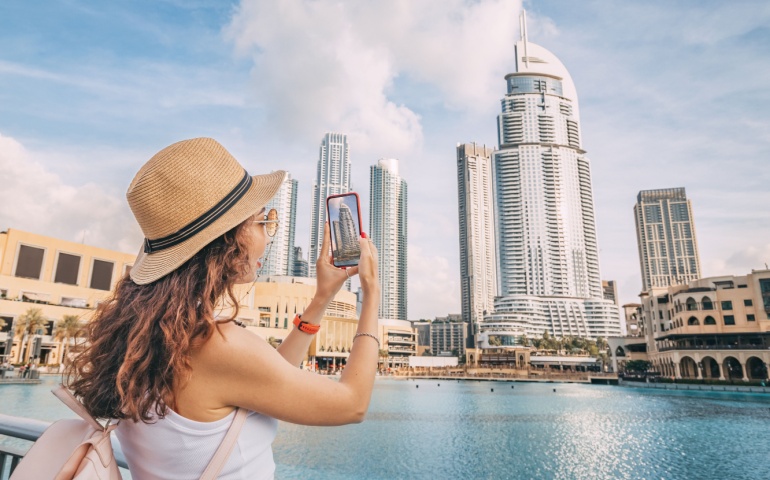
[[199, 408, 249, 480], [52, 384, 110, 432]]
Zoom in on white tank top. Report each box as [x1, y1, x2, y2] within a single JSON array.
[[115, 407, 278, 480]]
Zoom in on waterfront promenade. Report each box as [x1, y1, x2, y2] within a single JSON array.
[[396, 367, 618, 384]]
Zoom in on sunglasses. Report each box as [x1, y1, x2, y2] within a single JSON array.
[[253, 208, 279, 237]]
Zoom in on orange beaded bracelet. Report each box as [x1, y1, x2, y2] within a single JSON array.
[[293, 314, 320, 335]]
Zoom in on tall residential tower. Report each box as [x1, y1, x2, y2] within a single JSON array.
[[457, 143, 497, 348], [370, 159, 408, 320], [634, 188, 701, 290], [483, 12, 621, 342], [262, 173, 298, 276], [309, 133, 351, 278]]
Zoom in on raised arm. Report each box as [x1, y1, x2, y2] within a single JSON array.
[[275, 222, 354, 366], [196, 234, 380, 426]]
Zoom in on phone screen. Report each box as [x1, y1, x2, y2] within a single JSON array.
[[326, 192, 362, 267]]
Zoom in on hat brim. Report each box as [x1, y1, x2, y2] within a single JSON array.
[[129, 170, 286, 285]]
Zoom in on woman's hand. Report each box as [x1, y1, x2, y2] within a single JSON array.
[[315, 222, 358, 302], [357, 234, 379, 297]]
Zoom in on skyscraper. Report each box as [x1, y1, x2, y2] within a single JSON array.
[[484, 12, 621, 341], [634, 187, 701, 290], [309, 133, 351, 278], [370, 159, 408, 320], [292, 246, 308, 277], [602, 280, 619, 305], [262, 172, 298, 276], [457, 143, 497, 348]]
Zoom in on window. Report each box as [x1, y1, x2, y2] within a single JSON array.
[[747, 314, 755, 321], [54, 252, 81, 285], [721, 301, 733, 311], [15, 245, 45, 279], [89, 260, 114, 291], [702, 297, 714, 310], [761, 279, 770, 316], [0, 316, 12, 333], [61, 297, 87, 308], [723, 315, 735, 325], [744, 299, 753, 307], [704, 316, 716, 325]]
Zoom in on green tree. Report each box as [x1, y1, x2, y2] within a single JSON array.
[[266, 336, 281, 349], [14, 308, 48, 363], [520, 335, 530, 347], [378, 349, 389, 371], [625, 360, 651, 373], [489, 336, 502, 346], [54, 315, 82, 366], [596, 337, 608, 351]]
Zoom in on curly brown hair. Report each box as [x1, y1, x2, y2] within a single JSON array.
[[66, 219, 255, 422]]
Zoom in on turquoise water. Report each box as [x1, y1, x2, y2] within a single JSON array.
[[3, 376, 770, 479]]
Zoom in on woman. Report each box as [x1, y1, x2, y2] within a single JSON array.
[[66, 137, 380, 479]]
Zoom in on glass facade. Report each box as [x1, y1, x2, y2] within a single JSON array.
[[761, 279, 770, 317], [507, 75, 563, 96]]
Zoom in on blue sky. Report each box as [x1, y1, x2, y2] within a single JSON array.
[[1, 0, 769, 319]]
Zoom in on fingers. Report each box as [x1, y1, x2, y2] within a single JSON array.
[[345, 266, 359, 277], [320, 222, 331, 261]]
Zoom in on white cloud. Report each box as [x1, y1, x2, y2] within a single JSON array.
[[408, 245, 459, 320], [225, 0, 523, 155], [0, 133, 142, 254]]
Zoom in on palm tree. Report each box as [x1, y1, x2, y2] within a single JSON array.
[[14, 308, 47, 363], [54, 315, 82, 366], [378, 349, 389, 372]]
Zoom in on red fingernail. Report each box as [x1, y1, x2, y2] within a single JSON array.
[[361, 232, 367, 239]]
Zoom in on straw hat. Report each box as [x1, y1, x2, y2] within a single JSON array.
[[126, 137, 285, 285]]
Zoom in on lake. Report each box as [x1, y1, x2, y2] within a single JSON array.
[[2, 376, 769, 479]]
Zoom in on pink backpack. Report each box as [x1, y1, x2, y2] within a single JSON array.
[[11, 385, 247, 480]]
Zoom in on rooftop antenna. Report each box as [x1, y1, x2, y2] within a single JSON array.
[[520, 9, 529, 68]]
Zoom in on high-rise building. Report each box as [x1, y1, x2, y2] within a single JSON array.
[[292, 246, 308, 278], [430, 316, 467, 357], [370, 158, 408, 320], [634, 188, 702, 291], [262, 173, 298, 276], [457, 143, 498, 349], [484, 12, 621, 340], [602, 280, 619, 305], [309, 133, 351, 278]]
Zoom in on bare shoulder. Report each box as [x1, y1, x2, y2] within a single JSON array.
[[194, 321, 274, 372], [189, 321, 362, 426]]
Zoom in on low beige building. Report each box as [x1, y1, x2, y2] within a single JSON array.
[[379, 319, 417, 369], [0, 228, 359, 369], [0, 228, 136, 364], [610, 269, 770, 381]]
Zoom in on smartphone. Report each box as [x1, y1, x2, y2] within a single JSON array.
[[326, 192, 363, 267]]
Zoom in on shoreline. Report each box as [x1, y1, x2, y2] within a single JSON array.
[[390, 375, 617, 385]]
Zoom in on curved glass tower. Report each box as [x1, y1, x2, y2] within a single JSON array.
[[483, 13, 621, 342]]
